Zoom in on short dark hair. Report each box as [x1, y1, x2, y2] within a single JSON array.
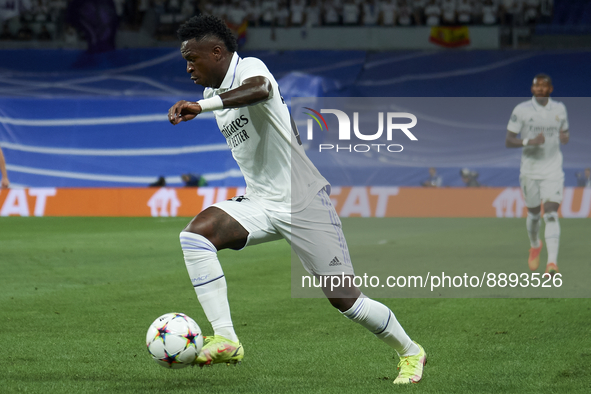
[[533, 73, 552, 85], [177, 15, 237, 53]]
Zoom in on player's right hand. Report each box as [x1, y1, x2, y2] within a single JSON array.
[[168, 100, 203, 125], [530, 133, 545, 146]]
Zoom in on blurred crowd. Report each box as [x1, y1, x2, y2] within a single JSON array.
[[201, 0, 547, 28], [0, 0, 68, 42], [0, 0, 548, 43]]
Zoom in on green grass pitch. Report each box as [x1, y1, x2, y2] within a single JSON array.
[[0, 217, 590, 393]]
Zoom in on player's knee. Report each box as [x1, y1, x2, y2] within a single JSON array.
[[543, 211, 559, 223], [322, 277, 361, 309], [327, 297, 357, 312], [182, 209, 223, 246], [183, 207, 248, 250], [543, 202, 560, 214]]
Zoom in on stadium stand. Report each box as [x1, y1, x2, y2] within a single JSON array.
[[0, 0, 547, 44], [1, 1, 589, 189], [535, 0, 591, 34]]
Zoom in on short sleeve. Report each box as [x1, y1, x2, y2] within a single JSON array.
[[560, 104, 569, 132], [236, 58, 271, 83], [507, 106, 522, 134], [235, 57, 274, 99]]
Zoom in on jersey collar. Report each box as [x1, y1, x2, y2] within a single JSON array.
[[218, 52, 241, 91], [531, 96, 554, 111]]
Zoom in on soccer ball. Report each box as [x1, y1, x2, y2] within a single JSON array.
[[146, 312, 204, 369]]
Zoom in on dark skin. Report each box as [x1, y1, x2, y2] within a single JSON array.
[[168, 36, 360, 311], [505, 77, 569, 215]]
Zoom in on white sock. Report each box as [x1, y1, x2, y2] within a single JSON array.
[[179, 231, 238, 342], [342, 296, 419, 357], [543, 212, 560, 264], [526, 212, 541, 248]]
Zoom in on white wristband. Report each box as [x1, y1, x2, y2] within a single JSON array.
[[197, 96, 224, 112], [522, 138, 529, 147]]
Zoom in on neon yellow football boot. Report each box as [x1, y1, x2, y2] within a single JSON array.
[[393, 342, 427, 384], [194, 335, 244, 366]]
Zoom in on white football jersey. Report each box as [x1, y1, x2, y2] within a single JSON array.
[[203, 52, 328, 213], [507, 97, 569, 179]]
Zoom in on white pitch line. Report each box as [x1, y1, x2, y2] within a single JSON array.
[[103, 50, 181, 74], [0, 141, 229, 156], [358, 52, 537, 86], [110, 75, 184, 95], [0, 112, 213, 126], [300, 58, 366, 74], [364, 51, 437, 70], [0, 50, 181, 78]]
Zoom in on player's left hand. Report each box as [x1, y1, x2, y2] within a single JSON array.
[[168, 100, 203, 125], [559, 130, 569, 144], [1, 178, 9, 188]]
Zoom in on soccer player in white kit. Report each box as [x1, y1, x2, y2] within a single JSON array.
[[505, 74, 570, 276], [167, 15, 426, 384]]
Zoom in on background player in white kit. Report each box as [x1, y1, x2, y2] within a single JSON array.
[[167, 15, 426, 384], [505, 74, 569, 276]]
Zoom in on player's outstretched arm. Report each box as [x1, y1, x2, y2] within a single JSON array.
[[505, 131, 544, 148], [219, 76, 272, 108], [168, 77, 271, 126]]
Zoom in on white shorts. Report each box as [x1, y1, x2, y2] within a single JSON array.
[[212, 189, 355, 276], [519, 174, 564, 208]]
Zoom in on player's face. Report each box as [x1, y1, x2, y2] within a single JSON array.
[[531, 78, 553, 98], [181, 38, 224, 88]]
